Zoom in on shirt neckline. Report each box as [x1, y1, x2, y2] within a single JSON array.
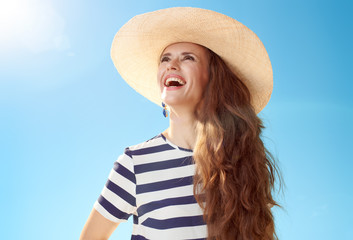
[[159, 133, 193, 153]]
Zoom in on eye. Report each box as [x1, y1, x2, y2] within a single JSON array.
[[160, 56, 170, 63], [183, 55, 195, 61]]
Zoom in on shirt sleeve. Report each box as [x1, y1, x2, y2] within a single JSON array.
[[94, 148, 137, 223]]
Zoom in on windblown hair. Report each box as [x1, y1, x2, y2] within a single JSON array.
[[193, 50, 282, 240]]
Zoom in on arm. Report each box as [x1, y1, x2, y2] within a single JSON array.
[[80, 208, 119, 240]]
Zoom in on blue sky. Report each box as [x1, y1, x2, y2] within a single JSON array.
[[0, 0, 352, 239]]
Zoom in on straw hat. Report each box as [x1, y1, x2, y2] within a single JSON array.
[[111, 7, 273, 113]]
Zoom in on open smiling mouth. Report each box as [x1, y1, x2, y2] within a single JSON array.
[[164, 77, 186, 87]]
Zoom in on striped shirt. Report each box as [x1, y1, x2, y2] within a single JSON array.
[[94, 134, 207, 239]]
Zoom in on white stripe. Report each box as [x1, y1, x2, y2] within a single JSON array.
[[116, 154, 134, 173], [134, 149, 192, 165], [133, 224, 208, 240], [149, 202, 203, 219], [139, 202, 203, 223], [137, 185, 194, 206], [129, 136, 166, 150], [136, 164, 195, 185]]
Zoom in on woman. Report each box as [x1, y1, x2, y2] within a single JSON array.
[[80, 7, 281, 240]]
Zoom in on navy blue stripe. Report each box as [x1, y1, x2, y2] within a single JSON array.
[[98, 195, 130, 220], [125, 144, 175, 158], [186, 238, 206, 240], [131, 235, 148, 240], [106, 180, 136, 206], [131, 234, 206, 240], [136, 176, 193, 194], [142, 215, 205, 229], [133, 215, 138, 224], [135, 156, 193, 174], [138, 195, 197, 217], [177, 146, 193, 152], [113, 161, 136, 183]]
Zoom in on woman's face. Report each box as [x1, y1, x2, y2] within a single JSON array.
[[157, 42, 210, 110]]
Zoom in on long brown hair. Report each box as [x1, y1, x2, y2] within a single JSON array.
[[193, 49, 282, 240]]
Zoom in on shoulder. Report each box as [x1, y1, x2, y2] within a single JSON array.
[[127, 134, 165, 150], [123, 134, 174, 158]]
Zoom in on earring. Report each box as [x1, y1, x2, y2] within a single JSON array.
[[162, 102, 168, 118]]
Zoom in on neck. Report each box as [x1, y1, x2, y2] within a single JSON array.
[[162, 108, 198, 150]]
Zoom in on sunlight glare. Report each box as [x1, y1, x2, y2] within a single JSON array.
[[0, 0, 69, 54]]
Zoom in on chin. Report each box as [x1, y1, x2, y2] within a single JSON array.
[[162, 98, 182, 106]]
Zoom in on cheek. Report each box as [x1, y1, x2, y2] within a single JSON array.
[[157, 67, 164, 85]]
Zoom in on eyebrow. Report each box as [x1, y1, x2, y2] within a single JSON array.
[[161, 52, 196, 57]]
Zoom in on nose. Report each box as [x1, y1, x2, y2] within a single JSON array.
[[166, 58, 179, 71]]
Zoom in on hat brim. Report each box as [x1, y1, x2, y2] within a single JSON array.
[[111, 7, 273, 113]]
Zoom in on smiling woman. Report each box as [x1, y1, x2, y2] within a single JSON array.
[[158, 43, 210, 111], [80, 7, 282, 240]]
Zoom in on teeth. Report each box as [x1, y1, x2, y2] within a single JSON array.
[[165, 77, 186, 87]]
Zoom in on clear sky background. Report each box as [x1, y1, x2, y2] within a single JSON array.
[[0, 0, 352, 239]]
